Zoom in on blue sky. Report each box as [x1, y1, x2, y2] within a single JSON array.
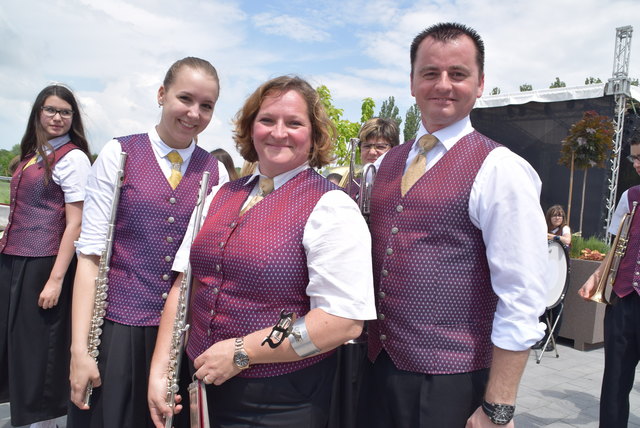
[[1, 0, 639, 167]]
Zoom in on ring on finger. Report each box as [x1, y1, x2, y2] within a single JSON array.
[[203, 375, 210, 384]]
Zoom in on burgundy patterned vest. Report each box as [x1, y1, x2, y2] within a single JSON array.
[[106, 134, 219, 326], [187, 168, 335, 378], [368, 131, 500, 374], [612, 185, 640, 297], [1, 143, 79, 257]]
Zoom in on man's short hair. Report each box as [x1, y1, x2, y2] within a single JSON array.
[[410, 22, 485, 77]]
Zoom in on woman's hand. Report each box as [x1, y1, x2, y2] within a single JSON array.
[[193, 338, 241, 386], [69, 350, 101, 409], [39, 277, 63, 309], [148, 372, 182, 428]]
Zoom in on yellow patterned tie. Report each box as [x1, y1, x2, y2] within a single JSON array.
[[23, 156, 39, 170], [241, 176, 274, 215], [400, 134, 438, 196], [167, 151, 183, 189]]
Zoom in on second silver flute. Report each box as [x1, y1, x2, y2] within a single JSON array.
[[83, 151, 128, 406], [164, 171, 211, 428]]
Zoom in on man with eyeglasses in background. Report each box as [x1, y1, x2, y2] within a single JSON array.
[[580, 129, 640, 428]]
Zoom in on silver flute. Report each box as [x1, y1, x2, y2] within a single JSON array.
[[83, 151, 128, 407], [164, 171, 210, 428]]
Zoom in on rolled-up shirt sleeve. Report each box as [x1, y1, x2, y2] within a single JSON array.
[[470, 147, 549, 351], [304, 189, 376, 320]]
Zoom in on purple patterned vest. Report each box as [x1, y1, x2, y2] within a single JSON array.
[[1, 143, 78, 257], [106, 134, 219, 326], [368, 131, 500, 374], [187, 168, 335, 378], [612, 185, 640, 297]]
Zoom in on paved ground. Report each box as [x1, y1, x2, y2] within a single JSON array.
[[1, 338, 639, 427]]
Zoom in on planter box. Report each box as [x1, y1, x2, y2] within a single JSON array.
[[558, 258, 606, 350]]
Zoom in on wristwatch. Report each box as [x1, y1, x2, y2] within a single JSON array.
[[233, 337, 251, 370], [482, 400, 515, 425]]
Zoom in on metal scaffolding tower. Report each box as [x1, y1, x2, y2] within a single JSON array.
[[604, 25, 633, 244]]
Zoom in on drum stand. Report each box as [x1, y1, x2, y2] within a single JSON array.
[[535, 302, 563, 364]]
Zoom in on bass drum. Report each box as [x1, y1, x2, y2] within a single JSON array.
[[545, 240, 570, 309]]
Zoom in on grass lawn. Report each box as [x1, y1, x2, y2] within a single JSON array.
[[0, 180, 9, 205]]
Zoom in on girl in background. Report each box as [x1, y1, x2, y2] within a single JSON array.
[[0, 84, 91, 428]]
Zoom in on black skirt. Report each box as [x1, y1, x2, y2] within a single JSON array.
[[0, 254, 75, 426]]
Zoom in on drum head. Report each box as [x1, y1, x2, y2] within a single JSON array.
[[545, 240, 569, 309]]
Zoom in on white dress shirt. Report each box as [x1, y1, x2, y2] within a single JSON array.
[[173, 163, 377, 321], [75, 127, 229, 256], [41, 134, 91, 203], [401, 116, 549, 351], [610, 189, 634, 234]]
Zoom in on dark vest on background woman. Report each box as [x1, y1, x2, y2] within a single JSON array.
[[368, 131, 500, 375], [0, 143, 77, 256], [106, 134, 218, 326], [612, 185, 640, 298], [188, 168, 335, 378]]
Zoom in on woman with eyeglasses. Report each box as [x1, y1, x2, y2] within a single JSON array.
[[545, 205, 571, 246], [358, 117, 400, 165], [0, 84, 92, 428]]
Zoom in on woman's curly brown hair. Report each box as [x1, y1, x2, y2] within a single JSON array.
[[234, 75, 336, 169]]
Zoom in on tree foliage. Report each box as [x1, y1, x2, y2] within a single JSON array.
[[520, 84, 533, 92], [559, 111, 614, 170], [0, 145, 20, 177], [403, 103, 421, 142], [549, 77, 566, 88], [490, 87, 501, 95], [378, 96, 402, 127], [585, 77, 602, 85]]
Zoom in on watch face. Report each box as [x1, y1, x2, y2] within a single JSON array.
[[234, 352, 250, 368], [491, 405, 515, 425]]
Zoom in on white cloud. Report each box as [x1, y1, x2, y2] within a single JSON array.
[[252, 13, 330, 42]]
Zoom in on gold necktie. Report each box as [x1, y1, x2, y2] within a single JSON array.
[[400, 134, 438, 196], [23, 155, 39, 170], [241, 176, 274, 215], [167, 151, 183, 189]]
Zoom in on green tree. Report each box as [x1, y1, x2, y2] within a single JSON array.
[[630, 78, 639, 86], [403, 103, 421, 142], [490, 87, 501, 95], [378, 96, 402, 127], [585, 77, 602, 85], [549, 77, 566, 88], [520, 84, 533, 92], [0, 144, 20, 177], [559, 111, 615, 232], [360, 97, 375, 123]]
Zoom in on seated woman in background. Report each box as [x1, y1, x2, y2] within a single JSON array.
[[546, 204, 571, 246]]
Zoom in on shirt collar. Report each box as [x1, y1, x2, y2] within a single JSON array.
[[47, 134, 71, 150], [245, 163, 310, 190], [414, 116, 475, 152], [149, 126, 196, 162]]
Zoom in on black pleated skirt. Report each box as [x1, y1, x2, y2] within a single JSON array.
[[0, 253, 75, 426]]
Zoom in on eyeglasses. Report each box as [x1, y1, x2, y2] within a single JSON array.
[[627, 154, 640, 164], [361, 143, 391, 152], [41, 106, 74, 119], [551, 215, 564, 218]]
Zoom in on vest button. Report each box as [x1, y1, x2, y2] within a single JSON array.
[[386, 248, 393, 255], [378, 313, 385, 320], [219, 241, 225, 248], [207, 329, 212, 337], [230, 222, 237, 228], [391, 227, 399, 234], [396, 205, 403, 212], [215, 264, 221, 272], [165, 256, 172, 262], [634, 282, 639, 287], [162, 274, 170, 281], [167, 216, 175, 223], [167, 236, 174, 243], [213, 288, 219, 294], [210, 309, 215, 316], [380, 334, 387, 341], [378, 291, 386, 299], [162, 292, 168, 300], [169, 197, 177, 204], [636, 272, 640, 276], [381, 269, 389, 277]]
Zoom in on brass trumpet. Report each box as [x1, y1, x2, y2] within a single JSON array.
[[589, 201, 638, 304], [338, 138, 377, 219]]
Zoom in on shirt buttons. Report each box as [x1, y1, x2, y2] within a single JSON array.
[[380, 334, 387, 341], [391, 227, 399, 234], [386, 248, 393, 255], [396, 205, 403, 212], [162, 274, 170, 281], [169, 197, 177, 204], [167, 216, 175, 223]]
